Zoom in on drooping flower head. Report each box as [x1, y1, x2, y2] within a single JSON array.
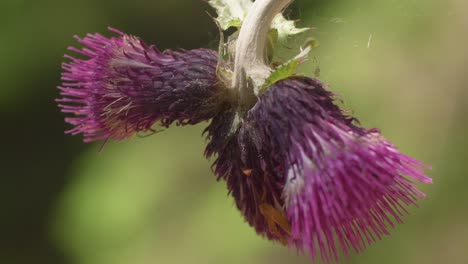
[[205, 77, 431, 262], [57, 28, 226, 142]]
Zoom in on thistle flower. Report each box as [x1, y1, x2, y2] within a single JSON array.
[[205, 77, 431, 262], [241, 77, 432, 262], [57, 28, 225, 142]]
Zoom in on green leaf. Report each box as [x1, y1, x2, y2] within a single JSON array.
[[259, 44, 312, 94], [272, 14, 309, 41], [208, 0, 253, 30], [208, 0, 308, 38], [227, 19, 242, 29]]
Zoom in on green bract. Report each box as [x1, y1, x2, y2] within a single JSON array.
[[260, 45, 312, 95]]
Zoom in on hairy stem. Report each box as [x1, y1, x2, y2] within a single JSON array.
[[232, 0, 293, 100]]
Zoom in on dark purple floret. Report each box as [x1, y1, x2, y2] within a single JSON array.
[[205, 109, 290, 243], [57, 28, 225, 142]]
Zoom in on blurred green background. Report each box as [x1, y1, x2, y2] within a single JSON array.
[[1, 0, 467, 263]]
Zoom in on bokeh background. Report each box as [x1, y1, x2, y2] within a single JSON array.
[[1, 0, 467, 263]]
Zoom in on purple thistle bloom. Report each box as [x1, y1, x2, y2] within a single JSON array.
[[205, 77, 431, 262], [57, 28, 225, 142]]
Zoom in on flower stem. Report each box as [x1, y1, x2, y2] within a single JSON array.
[[232, 0, 293, 100]]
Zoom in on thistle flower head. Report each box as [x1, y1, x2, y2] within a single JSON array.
[[57, 28, 224, 142], [238, 77, 431, 262]]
